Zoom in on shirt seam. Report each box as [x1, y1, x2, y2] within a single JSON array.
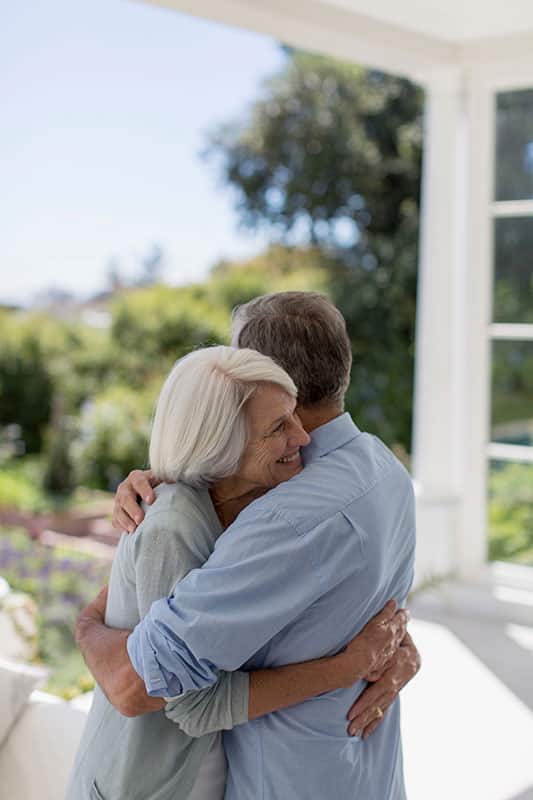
[[263, 455, 400, 535], [306, 428, 361, 461]]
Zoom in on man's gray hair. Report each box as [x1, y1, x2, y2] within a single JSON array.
[[231, 292, 352, 408], [149, 345, 297, 487]]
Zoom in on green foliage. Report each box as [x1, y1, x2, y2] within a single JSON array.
[[41, 322, 115, 413], [74, 383, 158, 490], [110, 285, 229, 387], [42, 416, 77, 496], [207, 50, 423, 447], [0, 312, 54, 453], [488, 462, 533, 564], [207, 244, 330, 311], [0, 458, 49, 513], [207, 52, 422, 243], [0, 526, 110, 698]]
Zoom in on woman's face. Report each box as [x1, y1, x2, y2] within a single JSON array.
[[237, 383, 311, 491]]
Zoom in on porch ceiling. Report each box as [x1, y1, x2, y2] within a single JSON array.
[[139, 0, 533, 83], [320, 0, 533, 43]]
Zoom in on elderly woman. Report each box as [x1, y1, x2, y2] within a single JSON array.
[[67, 346, 405, 800]]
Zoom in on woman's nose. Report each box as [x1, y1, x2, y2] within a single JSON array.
[[290, 417, 311, 447]]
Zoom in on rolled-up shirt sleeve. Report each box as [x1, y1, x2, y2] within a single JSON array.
[[127, 506, 364, 697]]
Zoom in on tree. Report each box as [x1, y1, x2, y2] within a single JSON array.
[[42, 395, 76, 496], [207, 50, 423, 448], [0, 312, 53, 454], [74, 383, 157, 490], [110, 284, 228, 388], [206, 243, 330, 311]]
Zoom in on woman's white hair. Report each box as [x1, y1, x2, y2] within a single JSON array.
[[149, 345, 297, 487]]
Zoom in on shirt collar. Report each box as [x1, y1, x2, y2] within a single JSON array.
[[302, 412, 362, 465]]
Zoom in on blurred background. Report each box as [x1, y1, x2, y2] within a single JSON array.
[[1, 1, 533, 798], [1, 0, 424, 699]]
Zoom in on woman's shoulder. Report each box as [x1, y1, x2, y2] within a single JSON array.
[[128, 482, 221, 569], [143, 482, 211, 521], [131, 482, 220, 549]]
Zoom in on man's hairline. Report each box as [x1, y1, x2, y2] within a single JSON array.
[[230, 312, 347, 413]]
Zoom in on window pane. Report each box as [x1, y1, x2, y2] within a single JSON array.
[[493, 217, 533, 323], [495, 89, 533, 201], [488, 460, 533, 564], [491, 341, 533, 445]]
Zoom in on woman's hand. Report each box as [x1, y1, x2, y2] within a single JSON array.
[[112, 469, 159, 532], [337, 600, 409, 687], [347, 631, 421, 738]]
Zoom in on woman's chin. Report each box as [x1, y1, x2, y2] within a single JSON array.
[[274, 460, 303, 484]]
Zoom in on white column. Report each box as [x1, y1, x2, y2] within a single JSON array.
[[457, 74, 493, 579], [412, 70, 468, 584], [412, 69, 493, 584]]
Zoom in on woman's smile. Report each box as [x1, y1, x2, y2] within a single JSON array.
[[276, 451, 301, 465]]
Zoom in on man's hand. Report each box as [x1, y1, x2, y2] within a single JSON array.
[[339, 600, 409, 686], [346, 631, 421, 738], [76, 586, 164, 717], [112, 469, 159, 533]]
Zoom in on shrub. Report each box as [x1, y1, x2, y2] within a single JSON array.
[[0, 526, 111, 698]]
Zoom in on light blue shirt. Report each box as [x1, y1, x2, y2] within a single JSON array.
[[128, 414, 416, 799]]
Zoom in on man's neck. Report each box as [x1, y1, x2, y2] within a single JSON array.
[[296, 404, 344, 434]]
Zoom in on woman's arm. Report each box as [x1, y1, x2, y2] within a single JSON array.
[[165, 599, 408, 737], [89, 508, 407, 728]]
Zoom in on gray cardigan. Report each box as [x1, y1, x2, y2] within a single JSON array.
[[65, 483, 249, 800]]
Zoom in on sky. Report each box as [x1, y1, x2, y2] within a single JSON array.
[[1, 0, 286, 305]]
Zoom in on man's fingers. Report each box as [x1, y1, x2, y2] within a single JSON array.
[[130, 470, 156, 503], [112, 470, 156, 532], [113, 507, 137, 534], [119, 486, 146, 527]]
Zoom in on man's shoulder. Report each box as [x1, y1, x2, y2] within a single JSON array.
[[241, 432, 411, 533]]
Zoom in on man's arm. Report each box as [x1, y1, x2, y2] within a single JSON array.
[[166, 599, 408, 737], [75, 587, 164, 717], [76, 589, 408, 720], [125, 507, 369, 699], [107, 468, 420, 730]]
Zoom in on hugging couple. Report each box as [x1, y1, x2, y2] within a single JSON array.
[[68, 291, 419, 800]]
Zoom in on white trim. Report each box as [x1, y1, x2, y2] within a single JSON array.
[[490, 323, 533, 340], [412, 73, 466, 495], [465, 61, 533, 93], [136, 0, 533, 83], [487, 443, 533, 463], [460, 32, 533, 71], [136, 0, 458, 83], [455, 77, 494, 579], [492, 200, 533, 218]]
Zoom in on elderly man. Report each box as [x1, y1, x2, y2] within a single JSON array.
[[77, 292, 420, 799]]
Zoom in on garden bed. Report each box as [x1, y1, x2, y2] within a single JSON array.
[[0, 526, 112, 698]]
